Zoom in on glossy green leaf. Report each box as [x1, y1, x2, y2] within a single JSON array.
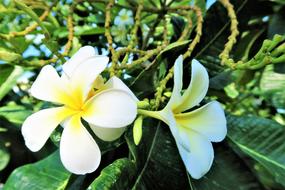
[[75, 26, 105, 36], [0, 65, 24, 101], [4, 151, 71, 190], [126, 119, 263, 190], [88, 158, 136, 190], [0, 64, 14, 84], [0, 104, 33, 125], [227, 115, 285, 187], [126, 121, 192, 190], [260, 65, 285, 108]]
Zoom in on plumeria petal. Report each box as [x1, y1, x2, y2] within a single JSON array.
[[30, 65, 74, 105], [167, 55, 183, 109], [62, 46, 96, 77], [21, 107, 75, 152], [104, 76, 138, 101], [69, 55, 109, 103], [82, 89, 137, 128], [174, 59, 209, 113], [156, 109, 188, 149], [90, 124, 126, 141], [60, 115, 101, 175], [176, 128, 214, 179], [175, 101, 227, 142]]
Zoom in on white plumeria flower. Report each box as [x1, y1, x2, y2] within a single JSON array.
[[140, 55, 227, 179], [22, 46, 138, 175], [114, 9, 134, 26]]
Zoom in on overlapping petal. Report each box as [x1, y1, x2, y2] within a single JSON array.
[[167, 55, 183, 109], [175, 101, 227, 142], [173, 59, 209, 113], [176, 128, 214, 179], [82, 89, 137, 128], [90, 124, 126, 141], [21, 107, 75, 152], [30, 65, 74, 106], [104, 76, 138, 101], [62, 46, 96, 77], [60, 115, 101, 175], [68, 56, 109, 103], [153, 56, 226, 179]]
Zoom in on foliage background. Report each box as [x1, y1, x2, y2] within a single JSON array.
[[0, 0, 285, 189]]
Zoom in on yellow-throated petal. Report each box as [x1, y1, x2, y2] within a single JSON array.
[[104, 76, 138, 101], [82, 89, 137, 128], [62, 46, 96, 77], [30, 65, 74, 105], [173, 59, 209, 113], [175, 101, 227, 142], [21, 107, 75, 152], [90, 124, 126, 141], [156, 109, 179, 136], [68, 55, 109, 103], [60, 115, 101, 175], [166, 55, 183, 109], [176, 128, 214, 179]]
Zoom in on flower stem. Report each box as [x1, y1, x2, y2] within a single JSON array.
[[137, 109, 164, 121]]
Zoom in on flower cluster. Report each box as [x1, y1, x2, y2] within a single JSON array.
[[111, 9, 134, 45], [22, 47, 226, 179]]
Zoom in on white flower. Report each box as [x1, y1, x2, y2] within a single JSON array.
[[21, 46, 138, 175], [111, 25, 128, 45], [114, 9, 134, 26], [139, 55, 227, 179]]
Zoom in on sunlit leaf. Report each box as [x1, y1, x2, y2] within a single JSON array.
[[227, 115, 285, 188], [4, 151, 71, 190]]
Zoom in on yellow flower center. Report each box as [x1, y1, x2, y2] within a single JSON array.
[[120, 14, 129, 21]]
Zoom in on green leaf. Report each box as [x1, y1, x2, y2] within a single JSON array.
[[159, 40, 190, 57], [0, 64, 14, 84], [126, 119, 263, 190], [0, 104, 33, 125], [192, 145, 263, 190], [268, 7, 285, 38], [88, 158, 136, 190], [209, 71, 233, 90], [74, 26, 105, 36], [260, 65, 285, 92], [260, 65, 285, 109], [227, 115, 285, 188], [0, 65, 24, 101], [4, 151, 71, 190], [271, 0, 285, 4], [0, 49, 22, 62], [126, 121, 191, 190]]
